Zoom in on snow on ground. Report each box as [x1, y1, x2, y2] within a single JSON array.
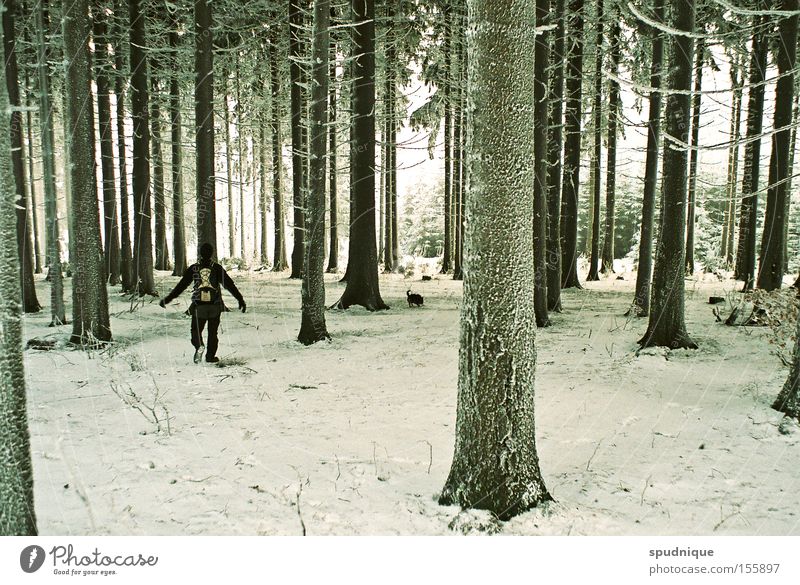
[[21, 269, 800, 535]]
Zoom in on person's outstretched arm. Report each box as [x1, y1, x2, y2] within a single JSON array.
[[220, 268, 246, 312], [160, 267, 193, 306]]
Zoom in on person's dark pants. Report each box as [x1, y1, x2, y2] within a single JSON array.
[[191, 314, 221, 358]]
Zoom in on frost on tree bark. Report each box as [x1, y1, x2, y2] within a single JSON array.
[[586, 0, 602, 283], [334, 0, 387, 311], [298, 0, 331, 345], [289, 0, 307, 280], [757, 0, 798, 292], [546, 0, 565, 312], [601, 16, 620, 275], [630, 0, 665, 317], [439, 0, 551, 520], [684, 36, 703, 276], [269, 31, 289, 271], [64, 0, 112, 344], [93, 4, 121, 286], [129, 0, 156, 295], [773, 313, 800, 419], [0, 5, 37, 535], [533, 0, 550, 327], [168, 12, 187, 276], [639, 0, 697, 351], [114, 0, 134, 292], [35, 0, 66, 325], [560, 0, 584, 289], [2, 0, 40, 313], [195, 0, 217, 255]]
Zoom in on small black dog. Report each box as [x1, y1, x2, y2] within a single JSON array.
[[407, 290, 424, 307]]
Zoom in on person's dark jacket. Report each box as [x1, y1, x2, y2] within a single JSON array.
[[162, 260, 245, 312]]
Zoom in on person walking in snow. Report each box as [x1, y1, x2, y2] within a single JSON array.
[[159, 243, 246, 363]]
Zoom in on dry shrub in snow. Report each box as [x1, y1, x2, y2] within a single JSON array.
[[744, 288, 800, 367]]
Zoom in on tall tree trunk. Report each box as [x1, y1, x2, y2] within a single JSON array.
[[35, 0, 66, 324], [260, 120, 270, 266], [114, 0, 134, 291], [289, 0, 307, 279], [23, 72, 42, 275], [440, 4, 452, 274], [2, 0, 40, 312], [601, 16, 620, 274], [386, 4, 399, 272], [235, 54, 246, 260], [452, 8, 465, 282], [223, 71, 235, 257], [64, 0, 112, 343], [533, 0, 550, 326], [758, 0, 798, 292], [168, 16, 186, 275], [326, 39, 338, 273], [560, 0, 584, 289], [299, 0, 331, 345], [93, 4, 121, 285], [586, 0, 603, 282], [151, 77, 170, 271], [334, 0, 387, 310], [734, 14, 767, 290], [269, 32, 289, 271], [129, 0, 156, 295], [723, 65, 743, 267], [195, 0, 216, 255], [546, 0, 566, 311], [0, 4, 36, 534], [631, 0, 665, 317], [640, 0, 697, 350], [440, 0, 551, 520], [685, 36, 703, 275]]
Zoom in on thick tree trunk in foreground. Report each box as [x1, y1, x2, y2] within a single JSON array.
[[65, 0, 112, 343], [440, 0, 551, 520], [639, 0, 697, 350], [560, 0, 584, 289], [299, 0, 331, 345], [2, 0, 40, 313], [546, 0, 566, 312], [35, 0, 66, 325], [334, 0, 387, 310], [757, 0, 798, 292], [533, 0, 551, 327], [631, 0, 665, 317], [195, 0, 216, 254], [0, 7, 37, 534]]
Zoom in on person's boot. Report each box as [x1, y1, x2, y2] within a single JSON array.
[[193, 345, 205, 364], [205, 356, 220, 364]]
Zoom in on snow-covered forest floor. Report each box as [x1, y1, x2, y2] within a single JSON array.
[[22, 268, 800, 535]]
